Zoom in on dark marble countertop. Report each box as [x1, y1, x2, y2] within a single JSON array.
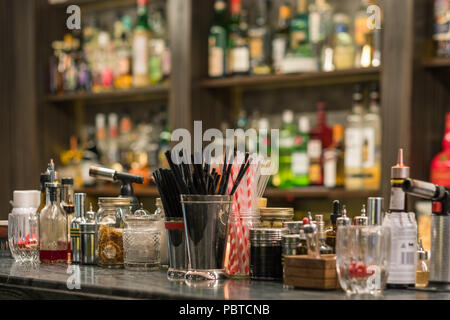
[[0, 257, 448, 300]]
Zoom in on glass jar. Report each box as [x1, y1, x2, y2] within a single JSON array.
[[123, 204, 161, 270], [96, 197, 130, 268], [259, 207, 294, 228]]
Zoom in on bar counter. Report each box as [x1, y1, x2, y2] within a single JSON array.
[[0, 258, 447, 300]]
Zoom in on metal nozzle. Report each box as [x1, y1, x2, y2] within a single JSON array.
[[89, 166, 116, 181], [391, 148, 410, 179]]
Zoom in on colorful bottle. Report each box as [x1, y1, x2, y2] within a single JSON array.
[[278, 110, 296, 189], [208, 0, 228, 78], [345, 85, 364, 190], [248, 0, 271, 75], [113, 16, 132, 89], [383, 148, 417, 288], [430, 113, 450, 187], [290, 0, 312, 57], [310, 102, 333, 149], [228, 0, 250, 75], [363, 83, 382, 190], [272, 2, 292, 74], [133, 0, 150, 87], [354, 0, 372, 68], [291, 116, 310, 187]]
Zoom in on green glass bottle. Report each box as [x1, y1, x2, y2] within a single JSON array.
[[278, 110, 296, 189], [290, 0, 312, 57], [291, 116, 310, 187], [208, 0, 228, 78]]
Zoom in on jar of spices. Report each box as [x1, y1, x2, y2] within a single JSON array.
[[250, 228, 288, 280], [96, 197, 130, 268], [260, 208, 294, 228]]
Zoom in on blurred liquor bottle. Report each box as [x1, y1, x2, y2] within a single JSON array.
[[277, 110, 296, 188], [208, 0, 228, 78], [333, 13, 355, 70], [133, 0, 151, 87], [249, 0, 271, 75], [344, 85, 364, 190], [227, 0, 250, 75], [309, 0, 333, 70], [291, 116, 310, 187], [431, 113, 450, 187], [272, 2, 292, 74], [323, 124, 345, 188]]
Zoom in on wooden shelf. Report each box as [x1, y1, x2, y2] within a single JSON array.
[[45, 83, 170, 103], [264, 187, 380, 199], [422, 57, 450, 68], [199, 67, 381, 90], [75, 185, 160, 197]]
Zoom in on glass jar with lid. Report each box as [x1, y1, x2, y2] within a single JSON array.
[[96, 197, 131, 268], [259, 207, 294, 228]]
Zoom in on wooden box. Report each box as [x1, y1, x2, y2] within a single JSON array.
[[283, 254, 340, 290]]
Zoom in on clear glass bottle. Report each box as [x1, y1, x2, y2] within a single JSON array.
[[208, 0, 228, 78], [96, 197, 130, 268], [133, 0, 151, 87], [416, 239, 430, 288], [363, 82, 382, 190], [272, 2, 292, 74], [39, 182, 69, 264], [333, 13, 355, 70], [345, 85, 365, 190]]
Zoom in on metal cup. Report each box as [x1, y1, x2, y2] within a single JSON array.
[[165, 217, 188, 280], [181, 195, 232, 281]]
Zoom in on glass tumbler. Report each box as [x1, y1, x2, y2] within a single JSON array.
[[123, 215, 161, 270], [336, 225, 391, 295], [8, 211, 39, 263]]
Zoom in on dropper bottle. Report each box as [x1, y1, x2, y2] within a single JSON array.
[[326, 200, 341, 253]]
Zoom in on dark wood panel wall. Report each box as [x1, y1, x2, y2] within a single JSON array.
[[0, 0, 41, 220]]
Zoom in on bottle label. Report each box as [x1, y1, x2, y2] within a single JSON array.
[[209, 46, 224, 77], [384, 213, 417, 284], [309, 163, 322, 184], [250, 37, 263, 59], [292, 152, 309, 175], [133, 34, 148, 75], [307, 139, 322, 159], [345, 128, 363, 168], [362, 127, 375, 168], [389, 187, 406, 211], [279, 137, 294, 148], [232, 47, 249, 72]]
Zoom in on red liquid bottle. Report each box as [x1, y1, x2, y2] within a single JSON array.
[[310, 102, 333, 149], [431, 113, 450, 187]]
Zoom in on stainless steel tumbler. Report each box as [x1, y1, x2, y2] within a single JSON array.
[[181, 195, 232, 281]]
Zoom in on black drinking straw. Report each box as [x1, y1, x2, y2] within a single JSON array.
[[230, 157, 252, 196]]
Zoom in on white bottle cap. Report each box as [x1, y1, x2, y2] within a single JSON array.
[[13, 190, 41, 208], [299, 116, 310, 133], [282, 110, 294, 123]]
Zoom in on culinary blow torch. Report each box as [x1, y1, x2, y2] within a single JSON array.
[[89, 166, 144, 212], [402, 178, 450, 285]]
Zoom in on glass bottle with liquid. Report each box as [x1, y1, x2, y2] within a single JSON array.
[[133, 0, 151, 87], [208, 0, 228, 78], [323, 124, 345, 188], [416, 239, 430, 288], [291, 116, 310, 187], [333, 13, 355, 70], [345, 85, 364, 190], [248, 0, 271, 75], [272, 2, 292, 74], [40, 182, 69, 264], [278, 110, 296, 189]]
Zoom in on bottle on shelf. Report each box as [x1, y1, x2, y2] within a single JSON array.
[[383, 148, 417, 288], [113, 15, 132, 89], [323, 124, 345, 188], [227, 0, 250, 75], [148, 7, 166, 84], [272, 2, 292, 74], [278, 110, 296, 189], [363, 82, 382, 190], [248, 0, 271, 75], [208, 0, 228, 78], [345, 85, 364, 190], [108, 113, 121, 171], [354, 0, 372, 68], [433, 0, 450, 58], [308, 0, 333, 70], [133, 0, 151, 87], [290, 0, 311, 56], [430, 113, 450, 187], [258, 117, 271, 157], [310, 102, 333, 149], [333, 13, 355, 70], [291, 116, 310, 187]]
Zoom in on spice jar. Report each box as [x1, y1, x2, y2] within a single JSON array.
[[260, 208, 294, 228], [96, 197, 130, 268], [250, 228, 288, 280]]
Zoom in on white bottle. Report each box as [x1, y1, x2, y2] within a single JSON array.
[[382, 149, 417, 288]]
